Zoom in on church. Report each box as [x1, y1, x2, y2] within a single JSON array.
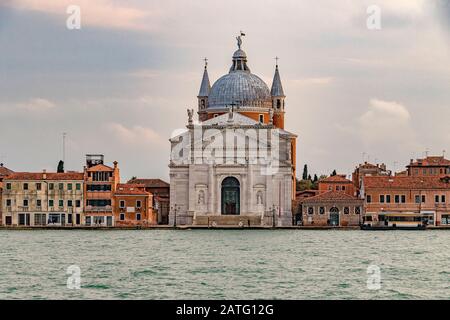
[[168, 34, 297, 227]]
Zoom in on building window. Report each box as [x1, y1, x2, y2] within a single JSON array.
[[68, 214, 72, 224], [355, 206, 361, 215], [119, 200, 125, 208], [49, 183, 54, 190], [344, 207, 350, 214], [422, 195, 426, 203], [342, 186, 346, 191], [23, 183, 28, 190], [68, 184, 72, 191], [319, 207, 325, 215], [37, 199, 42, 207], [59, 200, 64, 207], [259, 114, 264, 123], [76, 183, 81, 190], [136, 213, 141, 221], [366, 195, 372, 203], [395, 195, 400, 203], [380, 195, 385, 203], [49, 200, 54, 207], [120, 213, 125, 221], [36, 183, 42, 191], [85, 216, 91, 226], [136, 200, 142, 208], [59, 183, 64, 190], [6, 199, 11, 207], [415, 195, 420, 204], [442, 195, 446, 203], [76, 200, 81, 208], [386, 195, 391, 203], [401, 195, 406, 203], [23, 199, 29, 207], [435, 195, 440, 203], [68, 200, 73, 207], [308, 207, 314, 215], [276, 99, 281, 109], [336, 186, 341, 191]]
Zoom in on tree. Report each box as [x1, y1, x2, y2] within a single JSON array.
[[331, 169, 337, 176], [57, 160, 64, 173], [313, 174, 318, 182], [302, 164, 308, 180], [307, 174, 312, 181]]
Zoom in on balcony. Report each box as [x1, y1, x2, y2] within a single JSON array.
[[85, 205, 112, 213]]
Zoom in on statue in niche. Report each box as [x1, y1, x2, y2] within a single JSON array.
[[257, 191, 263, 205], [198, 190, 205, 205]]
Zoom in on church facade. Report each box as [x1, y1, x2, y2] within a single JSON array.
[[168, 35, 297, 227]]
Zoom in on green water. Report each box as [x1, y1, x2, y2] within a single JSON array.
[[0, 230, 449, 299]]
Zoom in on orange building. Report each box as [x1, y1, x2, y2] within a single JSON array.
[[83, 154, 120, 226], [406, 156, 450, 176], [318, 175, 355, 196], [301, 191, 364, 227], [113, 184, 155, 226], [362, 175, 450, 227]]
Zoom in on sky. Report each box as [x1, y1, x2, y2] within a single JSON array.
[[0, 0, 449, 181]]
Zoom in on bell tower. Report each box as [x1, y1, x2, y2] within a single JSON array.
[[271, 58, 285, 129], [197, 58, 211, 122]]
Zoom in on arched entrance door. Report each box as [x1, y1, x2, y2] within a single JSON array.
[[329, 207, 340, 226], [221, 177, 240, 215]]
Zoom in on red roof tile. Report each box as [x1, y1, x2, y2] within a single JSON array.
[[364, 175, 450, 189], [114, 183, 150, 195], [408, 156, 450, 167], [86, 164, 114, 172], [5, 172, 84, 181], [319, 175, 352, 183], [301, 191, 360, 203], [128, 178, 169, 188], [0, 165, 13, 177]]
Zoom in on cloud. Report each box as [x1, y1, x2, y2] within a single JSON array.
[[18, 98, 56, 111], [0, 98, 57, 114], [358, 99, 419, 150], [6, 0, 153, 31], [106, 123, 165, 146]]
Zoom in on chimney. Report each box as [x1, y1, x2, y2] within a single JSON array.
[[113, 161, 118, 169], [43, 169, 47, 179]]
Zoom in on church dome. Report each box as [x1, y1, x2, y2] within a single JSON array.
[[207, 46, 271, 109], [208, 71, 271, 109]]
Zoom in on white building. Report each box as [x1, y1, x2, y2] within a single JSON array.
[[169, 35, 297, 227]]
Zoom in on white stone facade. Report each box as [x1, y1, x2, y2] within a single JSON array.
[[169, 112, 295, 226]]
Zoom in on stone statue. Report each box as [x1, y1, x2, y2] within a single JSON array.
[[236, 31, 245, 49], [198, 190, 205, 205], [269, 108, 274, 124], [187, 108, 194, 124], [228, 106, 233, 120], [257, 191, 263, 205], [236, 36, 242, 49]]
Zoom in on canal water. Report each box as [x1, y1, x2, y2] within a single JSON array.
[[0, 230, 449, 299]]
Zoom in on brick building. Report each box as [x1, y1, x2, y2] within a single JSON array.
[[318, 175, 355, 196], [301, 191, 364, 227], [83, 154, 120, 226], [406, 156, 450, 176], [128, 178, 170, 224], [113, 184, 155, 226], [362, 175, 450, 227]]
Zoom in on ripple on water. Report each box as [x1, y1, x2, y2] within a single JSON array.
[[0, 229, 449, 299]]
